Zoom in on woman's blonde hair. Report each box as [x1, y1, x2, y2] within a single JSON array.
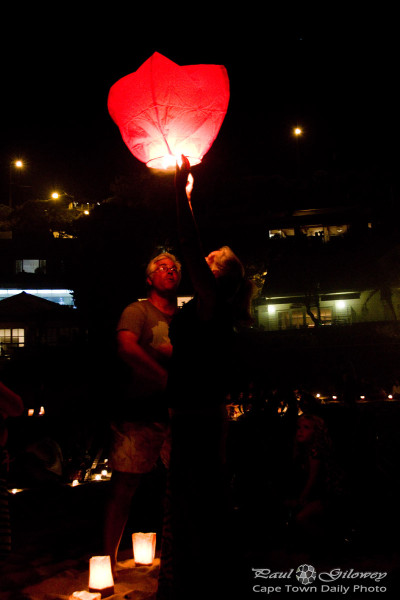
[[214, 246, 257, 325]]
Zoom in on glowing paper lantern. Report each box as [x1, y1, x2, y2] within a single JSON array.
[[132, 531, 156, 565], [88, 556, 114, 598], [108, 52, 230, 169]]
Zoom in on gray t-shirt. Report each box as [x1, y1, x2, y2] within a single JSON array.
[[116, 299, 173, 421]]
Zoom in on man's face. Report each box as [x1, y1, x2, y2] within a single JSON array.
[[148, 257, 180, 293]]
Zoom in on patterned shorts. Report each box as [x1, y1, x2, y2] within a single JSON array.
[[109, 421, 171, 474]]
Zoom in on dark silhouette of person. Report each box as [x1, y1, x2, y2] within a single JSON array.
[[156, 157, 256, 600], [285, 413, 346, 553]]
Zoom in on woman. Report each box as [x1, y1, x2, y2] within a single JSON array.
[[157, 157, 255, 599], [286, 413, 345, 552], [168, 157, 254, 409]]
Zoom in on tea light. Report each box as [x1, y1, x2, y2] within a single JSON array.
[[132, 532, 156, 565], [70, 592, 101, 600], [88, 556, 114, 598]]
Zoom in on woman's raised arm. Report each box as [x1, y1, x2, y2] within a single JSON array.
[[175, 156, 217, 316]]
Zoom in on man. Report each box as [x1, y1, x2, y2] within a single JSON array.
[[103, 252, 181, 574]]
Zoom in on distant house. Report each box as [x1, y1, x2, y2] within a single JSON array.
[[0, 292, 84, 357], [0, 235, 76, 307], [256, 211, 400, 331], [266, 205, 372, 243], [257, 285, 400, 332], [256, 246, 400, 331]]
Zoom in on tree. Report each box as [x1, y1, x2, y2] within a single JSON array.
[[11, 198, 83, 238], [0, 204, 13, 231]]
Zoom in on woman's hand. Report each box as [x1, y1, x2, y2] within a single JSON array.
[[175, 155, 193, 200], [174, 152, 214, 311]]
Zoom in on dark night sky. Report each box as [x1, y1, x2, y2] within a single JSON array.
[[1, 8, 398, 206]]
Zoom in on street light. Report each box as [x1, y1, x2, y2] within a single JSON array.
[[9, 159, 24, 208], [51, 191, 60, 200], [49, 190, 76, 209], [292, 127, 303, 177]]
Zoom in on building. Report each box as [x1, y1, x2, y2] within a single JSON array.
[[0, 228, 85, 359], [0, 233, 77, 307], [0, 292, 83, 358], [255, 206, 400, 331]]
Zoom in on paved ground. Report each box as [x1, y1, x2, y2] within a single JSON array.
[[0, 481, 162, 600], [2, 402, 400, 598], [1, 476, 400, 599]]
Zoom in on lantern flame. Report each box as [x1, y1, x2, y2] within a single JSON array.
[[162, 154, 183, 170], [186, 172, 194, 200]]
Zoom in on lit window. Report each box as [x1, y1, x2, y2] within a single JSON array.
[[291, 310, 304, 328], [278, 311, 291, 330], [0, 328, 25, 353], [320, 308, 332, 324], [16, 259, 46, 274], [306, 308, 332, 327], [306, 312, 316, 327]]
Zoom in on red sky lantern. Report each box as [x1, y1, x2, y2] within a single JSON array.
[[107, 52, 230, 169]]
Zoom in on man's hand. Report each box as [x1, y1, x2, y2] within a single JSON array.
[[117, 330, 168, 392]]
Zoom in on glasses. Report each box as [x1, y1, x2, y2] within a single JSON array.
[[152, 265, 179, 274]]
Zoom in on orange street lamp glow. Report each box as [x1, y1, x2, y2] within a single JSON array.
[[51, 192, 60, 199], [294, 127, 302, 136], [9, 159, 25, 207]]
